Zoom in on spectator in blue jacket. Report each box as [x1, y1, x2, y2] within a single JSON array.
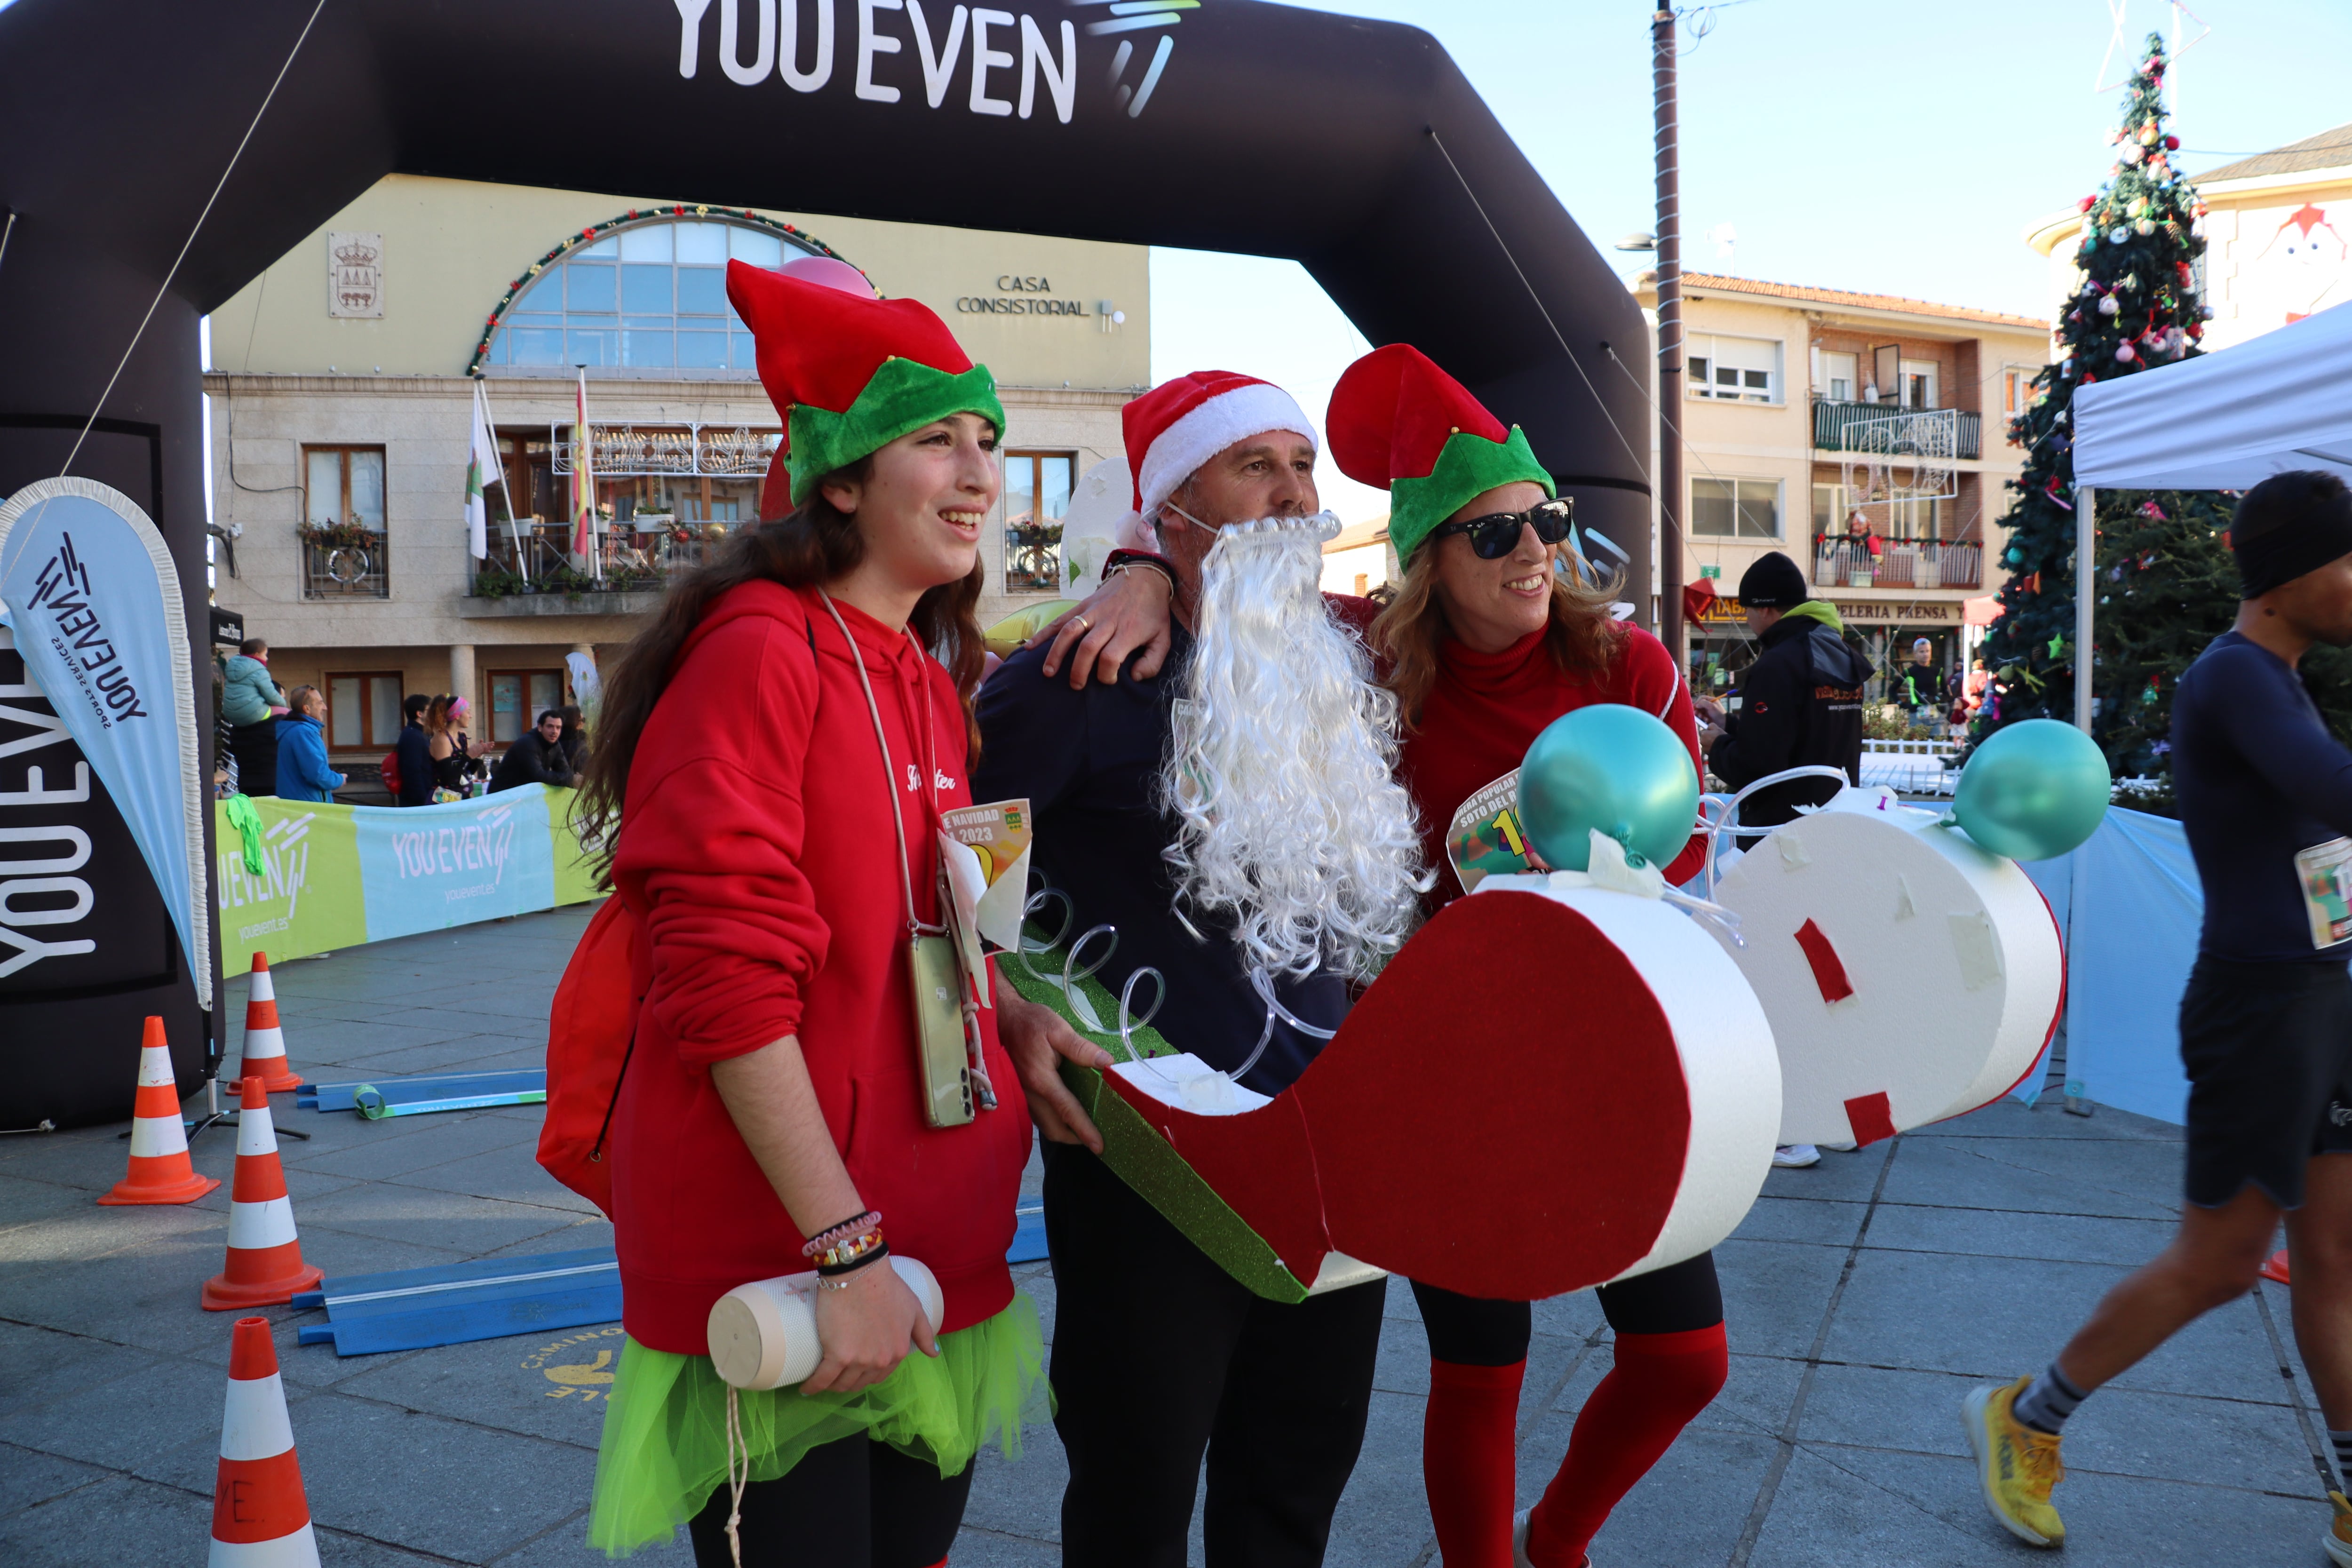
[[274, 685, 345, 803], [221, 638, 287, 796], [394, 692, 435, 806]]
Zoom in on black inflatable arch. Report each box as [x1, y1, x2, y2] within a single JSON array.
[[0, 0, 1651, 1126]]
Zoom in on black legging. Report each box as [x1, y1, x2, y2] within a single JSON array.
[[1412, 1250, 1723, 1366], [686, 1434, 973, 1568]]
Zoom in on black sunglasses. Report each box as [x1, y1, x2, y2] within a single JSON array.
[[1430, 496, 1576, 559]]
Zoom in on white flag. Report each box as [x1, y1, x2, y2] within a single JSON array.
[[465, 380, 499, 560]]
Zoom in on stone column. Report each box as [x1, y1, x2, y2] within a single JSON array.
[[450, 644, 477, 711]]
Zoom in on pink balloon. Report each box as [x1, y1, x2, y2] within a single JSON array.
[[777, 255, 877, 298]]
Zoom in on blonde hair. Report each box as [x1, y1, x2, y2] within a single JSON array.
[[1369, 548, 1625, 727]]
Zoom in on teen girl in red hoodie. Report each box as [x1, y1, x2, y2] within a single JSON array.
[[576, 263, 1105, 1568]]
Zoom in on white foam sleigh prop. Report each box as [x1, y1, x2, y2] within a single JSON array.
[[1706, 788, 2063, 1147]]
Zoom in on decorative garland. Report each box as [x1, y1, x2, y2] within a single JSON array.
[[464, 205, 863, 378]]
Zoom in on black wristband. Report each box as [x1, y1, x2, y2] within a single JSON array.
[[1103, 548, 1177, 589], [815, 1238, 891, 1278]]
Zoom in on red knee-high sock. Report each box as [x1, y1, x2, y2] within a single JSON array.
[[1423, 1358, 1526, 1568], [1526, 1323, 1728, 1568]]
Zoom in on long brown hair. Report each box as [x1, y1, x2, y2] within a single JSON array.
[[577, 462, 986, 881], [1369, 547, 1625, 727]]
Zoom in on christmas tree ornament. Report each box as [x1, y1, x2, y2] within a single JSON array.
[[1953, 720, 2111, 862], [2110, 226, 2131, 244], [2098, 295, 2120, 316], [2138, 124, 2158, 145], [2115, 342, 2136, 363], [2165, 134, 2180, 151], [2136, 219, 2155, 237], [1515, 706, 1699, 874], [2120, 143, 2142, 165]]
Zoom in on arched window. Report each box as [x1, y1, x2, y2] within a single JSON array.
[[477, 215, 841, 377]]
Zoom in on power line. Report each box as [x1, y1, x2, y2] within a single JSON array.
[[53, 0, 327, 482]]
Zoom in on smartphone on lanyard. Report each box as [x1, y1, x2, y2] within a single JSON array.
[[820, 592, 977, 1128]]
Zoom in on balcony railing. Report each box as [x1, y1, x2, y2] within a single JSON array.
[[1812, 399, 1981, 461], [1812, 540, 1983, 590], [468, 519, 723, 602], [299, 527, 389, 599]]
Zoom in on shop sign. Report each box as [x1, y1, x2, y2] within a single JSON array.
[[1692, 594, 1748, 624], [1832, 600, 1959, 625]]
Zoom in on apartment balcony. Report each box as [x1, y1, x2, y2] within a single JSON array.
[[1812, 399, 1981, 461], [458, 519, 715, 617], [298, 526, 389, 600], [1812, 539, 1983, 591]]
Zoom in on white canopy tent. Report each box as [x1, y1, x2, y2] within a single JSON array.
[[2061, 300, 2352, 732]]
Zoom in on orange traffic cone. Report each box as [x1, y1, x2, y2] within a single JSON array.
[[202, 1075, 323, 1310], [98, 1017, 220, 1206], [229, 953, 302, 1094], [210, 1315, 320, 1568], [2264, 1248, 2292, 1285]]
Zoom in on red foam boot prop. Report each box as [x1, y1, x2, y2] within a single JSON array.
[[1525, 1323, 1728, 1567], [1423, 1358, 1525, 1568]]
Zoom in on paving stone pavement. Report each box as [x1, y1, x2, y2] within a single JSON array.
[[1, 903, 2344, 1566]]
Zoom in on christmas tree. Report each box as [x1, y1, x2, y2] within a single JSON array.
[[1974, 33, 2222, 770]]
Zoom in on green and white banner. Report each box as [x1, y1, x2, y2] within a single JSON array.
[[215, 785, 602, 977]]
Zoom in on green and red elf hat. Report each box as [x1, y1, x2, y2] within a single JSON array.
[[1326, 343, 1554, 563], [726, 259, 1005, 517]]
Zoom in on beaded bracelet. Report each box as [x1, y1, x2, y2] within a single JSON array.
[[815, 1237, 890, 1281], [801, 1210, 881, 1260]]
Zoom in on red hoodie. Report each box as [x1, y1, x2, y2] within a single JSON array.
[[608, 580, 1031, 1352]]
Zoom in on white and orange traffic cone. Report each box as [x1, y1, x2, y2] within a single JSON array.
[[98, 1017, 220, 1206], [210, 1315, 321, 1568], [229, 954, 302, 1094], [202, 1075, 323, 1311]]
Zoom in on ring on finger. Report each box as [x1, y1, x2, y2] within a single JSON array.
[[1073, 615, 1092, 632]]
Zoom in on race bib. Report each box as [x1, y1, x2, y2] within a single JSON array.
[[1447, 770, 1538, 893], [2295, 836, 2352, 950]]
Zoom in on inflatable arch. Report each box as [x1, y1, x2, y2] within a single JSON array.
[[0, 0, 1652, 1126]]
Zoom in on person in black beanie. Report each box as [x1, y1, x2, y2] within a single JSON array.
[[1965, 470, 2352, 1561], [1705, 550, 1870, 828]]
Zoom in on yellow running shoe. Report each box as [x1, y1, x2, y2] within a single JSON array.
[[2324, 1489, 2352, 1567], [1962, 1377, 2066, 1548]]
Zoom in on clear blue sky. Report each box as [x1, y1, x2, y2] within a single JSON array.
[[1153, 0, 2352, 522]]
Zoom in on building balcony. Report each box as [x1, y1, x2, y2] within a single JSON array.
[[298, 526, 389, 599], [459, 520, 711, 616], [1812, 539, 1983, 591], [1812, 399, 1981, 461]]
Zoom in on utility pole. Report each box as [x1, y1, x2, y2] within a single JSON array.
[[1651, 6, 1685, 662]]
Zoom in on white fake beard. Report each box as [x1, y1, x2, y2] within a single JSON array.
[[1161, 512, 1429, 983]]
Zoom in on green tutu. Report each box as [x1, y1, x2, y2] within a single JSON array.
[[588, 1294, 1049, 1557]]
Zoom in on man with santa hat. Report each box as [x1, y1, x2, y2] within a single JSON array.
[[975, 371, 1426, 1568]]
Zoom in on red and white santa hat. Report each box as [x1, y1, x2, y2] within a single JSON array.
[[1115, 371, 1317, 547]]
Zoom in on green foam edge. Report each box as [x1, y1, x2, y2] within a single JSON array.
[[998, 950, 1309, 1305]]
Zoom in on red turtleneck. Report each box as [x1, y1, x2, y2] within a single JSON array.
[[1385, 617, 1708, 903]]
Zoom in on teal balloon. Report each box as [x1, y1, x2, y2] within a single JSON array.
[[1954, 719, 2111, 861], [1517, 705, 1700, 873]]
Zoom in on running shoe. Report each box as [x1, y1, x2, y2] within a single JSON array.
[[1962, 1377, 2066, 1548], [1772, 1144, 1821, 1168], [2325, 1489, 2352, 1567]]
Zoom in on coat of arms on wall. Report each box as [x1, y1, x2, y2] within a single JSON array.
[[327, 231, 383, 318]]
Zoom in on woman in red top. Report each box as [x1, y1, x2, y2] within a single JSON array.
[[576, 263, 1104, 1568], [1331, 345, 1723, 1568]]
